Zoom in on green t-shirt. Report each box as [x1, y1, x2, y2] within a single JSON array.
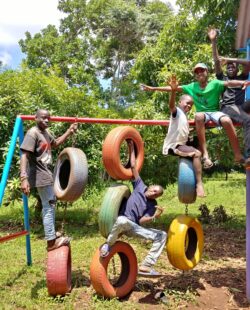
[[181, 80, 225, 112]]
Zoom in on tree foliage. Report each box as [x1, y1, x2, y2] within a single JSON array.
[[0, 0, 246, 192]]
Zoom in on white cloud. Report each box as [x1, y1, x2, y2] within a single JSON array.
[[0, 51, 12, 66], [0, 0, 63, 46]]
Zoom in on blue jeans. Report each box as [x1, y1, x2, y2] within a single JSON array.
[[37, 185, 56, 241], [107, 216, 167, 268]]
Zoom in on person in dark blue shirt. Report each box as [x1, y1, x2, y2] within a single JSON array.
[[100, 140, 167, 276]]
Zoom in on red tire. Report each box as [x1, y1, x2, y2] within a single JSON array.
[[46, 246, 72, 296], [90, 241, 137, 298], [102, 126, 144, 180]]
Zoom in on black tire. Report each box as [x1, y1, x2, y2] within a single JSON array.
[[99, 184, 131, 238], [53, 147, 88, 202]]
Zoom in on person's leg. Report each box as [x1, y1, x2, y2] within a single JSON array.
[[100, 216, 134, 257], [222, 105, 250, 161], [37, 185, 56, 241], [219, 115, 243, 162], [37, 185, 70, 251], [127, 224, 167, 270], [195, 112, 211, 161], [177, 145, 205, 197]]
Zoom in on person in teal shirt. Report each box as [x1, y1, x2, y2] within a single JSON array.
[[141, 63, 250, 168]]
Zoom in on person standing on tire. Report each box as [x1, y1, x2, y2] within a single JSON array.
[[163, 75, 205, 197], [20, 109, 78, 251], [100, 140, 167, 277]]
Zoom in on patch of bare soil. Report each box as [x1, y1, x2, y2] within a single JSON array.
[[127, 227, 249, 309], [75, 227, 250, 309]]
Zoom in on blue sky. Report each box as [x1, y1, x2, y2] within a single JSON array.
[[0, 0, 177, 70], [0, 0, 63, 69]]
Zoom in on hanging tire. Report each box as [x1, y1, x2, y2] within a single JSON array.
[[178, 157, 196, 204], [53, 147, 88, 202], [99, 184, 131, 238], [166, 215, 204, 270], [46, 245, 72, 296], [90, 241, 137, 298], [102, 126, 144, 180]]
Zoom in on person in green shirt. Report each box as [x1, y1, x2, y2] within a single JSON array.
[[141, 63, 250, 168]]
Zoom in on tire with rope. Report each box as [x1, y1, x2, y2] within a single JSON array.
[[166, 215, 204, 270], [102, 126, 144, 180], [99, 184, 131, 238], [46, 245, 72, 296], [178, 157, 196, 204], [90, 241, 137, 298], [53, 147, 88, 202]]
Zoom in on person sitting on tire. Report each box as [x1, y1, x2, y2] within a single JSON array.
[[20, 108, 78, 251], [100, 140, 167, 277], [162, 75, 205, 197]]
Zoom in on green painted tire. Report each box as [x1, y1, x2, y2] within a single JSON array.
[[99, 184, 131, 238]]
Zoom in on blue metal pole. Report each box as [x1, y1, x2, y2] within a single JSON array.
[[246, 39, 250, 302], [18, 120, 32, 266], [0, 117, 22, 205]]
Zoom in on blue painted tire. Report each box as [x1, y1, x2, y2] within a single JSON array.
[[178, 158, 196, 204]]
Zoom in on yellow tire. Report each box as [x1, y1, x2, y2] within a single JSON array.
[[166, 215, 204, 270]]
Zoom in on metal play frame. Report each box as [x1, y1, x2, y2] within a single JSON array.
[[0, 44, 249, 295]]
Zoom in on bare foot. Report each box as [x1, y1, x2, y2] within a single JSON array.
[[196, 183, 206, 198]]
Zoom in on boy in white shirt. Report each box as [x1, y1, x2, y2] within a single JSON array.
[[163, 75, 205, 197]]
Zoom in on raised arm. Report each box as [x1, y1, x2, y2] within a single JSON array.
[[168, 75, 179, 114], [52, 123, 78, 148], [140, 83, 182, 92], [127, 139, 139, 180], [208, 27, 222, 75]]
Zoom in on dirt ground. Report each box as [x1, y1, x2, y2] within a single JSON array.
[[77, 227, 250, 309], [131, 227, 249, 309]]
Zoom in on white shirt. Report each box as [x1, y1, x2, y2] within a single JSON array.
[[162, 107, 189, 155]]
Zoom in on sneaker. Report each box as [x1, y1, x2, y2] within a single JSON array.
[[138, 267, 163, 277], [47, 236, 71, 251], [100, 243, 110, 258]]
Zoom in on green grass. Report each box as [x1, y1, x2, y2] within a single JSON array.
[[0, 171, 247, 309]]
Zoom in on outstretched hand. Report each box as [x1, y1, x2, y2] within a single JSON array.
[[140, 84, 152, 91], [168, 74, 179, 91], [207, 27, 217, 41]]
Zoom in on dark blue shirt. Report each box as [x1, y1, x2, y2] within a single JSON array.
[[121, 177, 157, 224]]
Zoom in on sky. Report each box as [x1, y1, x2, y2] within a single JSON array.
[[0, 0, 177, 69]]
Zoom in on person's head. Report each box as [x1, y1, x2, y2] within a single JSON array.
[[178, 94, 193, 113], [242, 99, 250, 114], [145, 185, 164, 200], [35, 109, 50, 131], [226, 62, 238, 79], [193, 63, 208, 84]]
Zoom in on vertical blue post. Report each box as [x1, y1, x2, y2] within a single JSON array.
[[0, 117, 22, 205], [18, 120, 32, 266], [246, 39, 250, 302]]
